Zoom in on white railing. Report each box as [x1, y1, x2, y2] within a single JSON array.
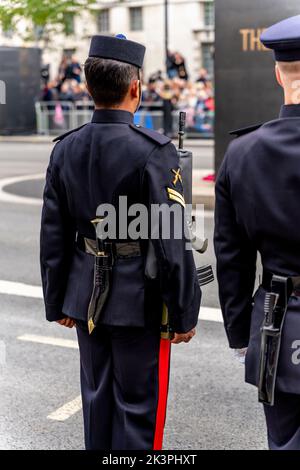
[[35, 101, 214, 137]]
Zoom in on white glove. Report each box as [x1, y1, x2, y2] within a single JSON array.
[[234, 348, 247, 364]]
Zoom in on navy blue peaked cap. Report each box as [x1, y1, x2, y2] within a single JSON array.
[[261, 15, 300, 62], [88, 34, 145, 68]]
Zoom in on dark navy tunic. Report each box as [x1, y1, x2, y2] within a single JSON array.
[[40, 109, 201, 333], [214, 104, 300, 396]]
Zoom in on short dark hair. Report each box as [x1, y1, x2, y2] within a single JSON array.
[[84, 57, 139, 106]]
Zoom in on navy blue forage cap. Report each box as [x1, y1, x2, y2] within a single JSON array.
[[88, 34, 145, 68], [261, 15, 300, 62]]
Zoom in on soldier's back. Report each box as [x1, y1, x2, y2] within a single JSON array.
[[52, 111, 169, 238], [224, 111, 300, 276]]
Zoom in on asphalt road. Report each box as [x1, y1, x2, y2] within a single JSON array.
[[0, 142, 267, 450]]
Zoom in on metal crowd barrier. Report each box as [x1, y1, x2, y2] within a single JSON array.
[[35, 101, 93, 135], [35, 101, 214, 137]]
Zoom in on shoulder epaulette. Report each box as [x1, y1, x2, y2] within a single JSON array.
[[53, 123, 88, 143], [229, 123, 263, 137], [129, 124, 171, 146]]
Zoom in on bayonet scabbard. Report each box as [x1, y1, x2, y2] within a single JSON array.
[[87, 219, 113, 334], [258, 276, 291, 406]]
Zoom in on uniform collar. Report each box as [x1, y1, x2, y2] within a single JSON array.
[[279, 104, 300, 119], [91, 108, 134, 124]]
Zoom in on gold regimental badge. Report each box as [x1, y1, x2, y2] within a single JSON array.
[[171, 168, 183, 187], [166, 187, 185, 207]]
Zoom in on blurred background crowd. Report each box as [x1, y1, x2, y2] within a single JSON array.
[[40, 51, 214, 136]]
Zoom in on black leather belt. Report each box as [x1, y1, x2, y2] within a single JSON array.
[[262, 269, 300, 295], [76, 234, 141, 259]]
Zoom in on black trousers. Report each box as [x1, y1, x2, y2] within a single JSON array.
[[264, 392, 300, 450], [76, 322, 171, 450]]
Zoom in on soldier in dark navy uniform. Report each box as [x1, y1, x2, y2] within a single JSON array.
[[214, 15, 300, 450], [40, 34, 201, 450]]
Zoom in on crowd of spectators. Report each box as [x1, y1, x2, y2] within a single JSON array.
[[40, 52, 214, 135], [141, 62, 214, 134], [41, 55, 91, 104]]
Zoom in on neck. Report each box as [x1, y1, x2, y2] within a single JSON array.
[[284, 97, 297, 106], [283, 87, 300, 106], [95, 104, 134, 114]]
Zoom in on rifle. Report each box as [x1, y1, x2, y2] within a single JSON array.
[[152, 112, 214, 340]]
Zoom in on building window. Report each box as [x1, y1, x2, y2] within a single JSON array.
[[201, 43, 214, 76], [204, 1, 214, 27], [2, 28, 13, 39], [97, 9, 110, 33], [63, 13, 75, 36], [129, 7, 143, 31], [33, 24, 44, 41]]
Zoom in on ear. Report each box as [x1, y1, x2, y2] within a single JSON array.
[[275, 64, 283, 88], [85, 82, 92, 96], [130, 79, 140, 99]]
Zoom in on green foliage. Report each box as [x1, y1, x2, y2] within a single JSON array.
[[0, 0, 97, 39]]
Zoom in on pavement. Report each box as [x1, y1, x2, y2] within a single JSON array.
[[0, 135, 214, 146], [0, 136, 216, 210], [193, 170, 215, 210], [0, 135, 56, 144], [0, 141, 267, 450]]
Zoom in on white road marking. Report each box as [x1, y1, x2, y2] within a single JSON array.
[[47, 395, 82, 421], [0, 280, 43, 299], [199, 306, 223, 323], [0, 276, 221, 328], [17, 306, 222, 422], [0, 173, 44, 205], [16, 307, 222, 351], [1, 279, 223, 325], [16, 307, 223, 351], [17, 334, 78, 349], [16, 309, 222, 354]]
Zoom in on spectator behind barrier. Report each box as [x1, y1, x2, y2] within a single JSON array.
[[40, 52, 214, 135]]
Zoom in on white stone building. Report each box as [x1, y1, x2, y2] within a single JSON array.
[[0, 0, 214, 81]]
